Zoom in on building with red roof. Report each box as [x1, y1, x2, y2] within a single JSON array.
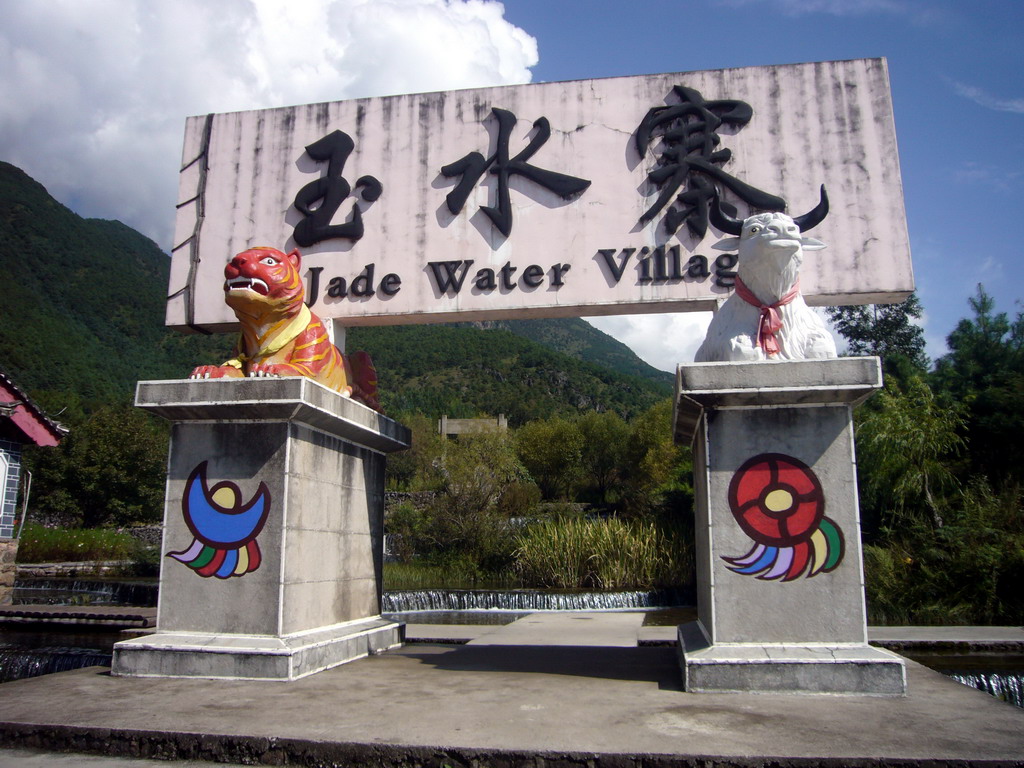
[[0, 370, 65, 538]]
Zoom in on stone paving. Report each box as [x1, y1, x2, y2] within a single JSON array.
[[0, 613, 1021, 767]]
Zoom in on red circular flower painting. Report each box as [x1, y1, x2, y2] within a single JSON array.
[[727, 453, 825, 548]]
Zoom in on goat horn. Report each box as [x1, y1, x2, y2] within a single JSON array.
[[709, 194, 743, 236], [792, 185, 829, 232]]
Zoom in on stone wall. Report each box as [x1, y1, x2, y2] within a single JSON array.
[[15, 560, 131, 578], [0, 537, 18, 605], [123, 525, 162, 547]]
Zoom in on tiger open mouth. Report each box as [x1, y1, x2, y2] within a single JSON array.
[[225, 277, 270, 296]]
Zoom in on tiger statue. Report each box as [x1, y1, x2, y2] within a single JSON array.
[[190, 246, 381, 411]]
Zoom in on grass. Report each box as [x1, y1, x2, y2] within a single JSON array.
[[383, 561, 523, 590], [16, 522, 139, 563]]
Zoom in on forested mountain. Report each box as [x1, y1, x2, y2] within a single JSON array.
[[349, 324, 667, 422], [0, 162, 668, 423], [460, 319, 673, 388], [0, 162, 232, 418]]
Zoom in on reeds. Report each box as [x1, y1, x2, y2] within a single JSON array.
[[512, 516, 693, 590]]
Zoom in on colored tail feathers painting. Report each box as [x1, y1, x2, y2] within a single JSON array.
[[722, 453, 844, 581], [167, 462, 270, 579]]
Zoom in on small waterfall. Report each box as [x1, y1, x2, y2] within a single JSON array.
[[0, 644, 112, 684], [382, 588, 688, 613], [13, 578, 158, 606], [949, 672, 1024, 708], [3, 577, 150, 683]]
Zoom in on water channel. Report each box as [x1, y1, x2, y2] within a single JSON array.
[[2, 577, 1022, 709]]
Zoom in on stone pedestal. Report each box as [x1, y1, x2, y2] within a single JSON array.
[[112, 378, 410, 681], [673, 358, 906, 695]]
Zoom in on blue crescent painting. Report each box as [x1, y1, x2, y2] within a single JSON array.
[[166, 461, 272, 579]]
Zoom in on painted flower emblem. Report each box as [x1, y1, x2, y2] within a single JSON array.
[[722, 453, 843, 581]]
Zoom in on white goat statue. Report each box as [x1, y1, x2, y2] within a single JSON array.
[[695, 187, 837, 363]]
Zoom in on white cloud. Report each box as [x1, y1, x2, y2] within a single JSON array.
[[955, 161, 1021, 192], [0, 0, 538, 248], [588, 306, 857, 371], [917, 306, 947, 361], [814, 306, 846, 353], [585, 312, 714, 372], [950, 81, 1024, 114], [714, 0, 942, 21]]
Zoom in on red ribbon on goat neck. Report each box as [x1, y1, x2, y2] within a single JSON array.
[[733, 277, 801, 357]]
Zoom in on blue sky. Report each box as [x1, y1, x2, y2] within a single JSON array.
[[499, 0, 1024, 364], [1, 0, 1021, 370]]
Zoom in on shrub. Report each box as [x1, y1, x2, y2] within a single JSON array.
[[383, 560, 523, 590], [496, 480, 541, 519], [124, 540, 162, 576], [386, 501, 429, 564]]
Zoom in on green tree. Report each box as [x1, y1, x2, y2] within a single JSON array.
[[855, 376, 964, 531], [385, 412, 446, 492], [25, 405, 168, 528], [574, 410, 631, 508], [826, 293, 928, 375], [515, 416, 584, 500], [616, 398, 688, 518], [932, 286, 1024, 394], [421, 430, 534, 573], [849, 286, 1024, 625], [930, 286, 1024, 486], [864, 477, 1024, 625]]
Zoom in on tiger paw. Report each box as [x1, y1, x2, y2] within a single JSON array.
[[247, 362, 292, 378], [190, 365, 243, 380]]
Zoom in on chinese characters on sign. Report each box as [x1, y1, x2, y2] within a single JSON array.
[[292, 130, 383, 247], [440, 107, 592, 237], [291, 90, 778, 295], [635, 85, 787, 238], [293, 89, 803, 249]]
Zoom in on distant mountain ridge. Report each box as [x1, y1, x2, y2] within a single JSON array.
[[0, 161, 669, 422], [460, 319, 673, 387], [348, 324, 668, 423]]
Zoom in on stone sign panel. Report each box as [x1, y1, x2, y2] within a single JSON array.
[[167, 58, 911, 332]]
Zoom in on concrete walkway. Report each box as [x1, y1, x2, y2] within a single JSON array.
[[404, 617, 1024, 650], [401, 614, 677, 646], [0, 613, 1021, 767], [468, 610, 647, 646], [868, 624, 1024, 652]]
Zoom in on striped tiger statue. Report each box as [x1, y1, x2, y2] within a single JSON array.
[[190, 246, 381, 411]]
